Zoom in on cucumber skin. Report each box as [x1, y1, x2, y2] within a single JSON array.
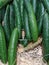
[[19, 0, 24, 29], [25, 0, 38, 42], [41, 0, 49, 13], [37, 3, 44, 35], [10, 3, 15, 33], [8, 28, 19, 65], [0, 25, 7, 63], [42, 12, 49, 62], [3, 5, 11, 43], [24, 9, 31, 41], [13, 0, 21, 38], [31, 0, 37, 14]]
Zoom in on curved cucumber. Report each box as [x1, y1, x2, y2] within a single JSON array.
[[24, 9, 31, 41], [42, 12, 49, 62], [24, 0, 38, 42], [13, 0, 21, 38], [10, 3, 15, 33], [8, 28, 19, 65], [0, 24, 7, 63], [3, 5, 11, 43]]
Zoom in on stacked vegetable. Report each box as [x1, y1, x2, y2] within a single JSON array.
[[0, 0, 49, 65]]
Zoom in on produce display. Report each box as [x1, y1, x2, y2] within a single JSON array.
[[0, 0, 49, 65]]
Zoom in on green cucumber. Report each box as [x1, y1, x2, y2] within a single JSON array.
[[37, 3, 44, 35], [3, 5, 11, 44], [31, 0, 37, 14], [24, 0, 38, 42], [24, 9, 31, 41], [41, 0, 49, 13], [0, 0, 12, 9], [8, 28, 19, 65], [10, 3, 15, 33], [19, 0, 24, 29], [13, 0, 21, 38], [42, 11, 49, 62], [0, 24, 7, 63]]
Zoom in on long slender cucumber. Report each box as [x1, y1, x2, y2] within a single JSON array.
[[3, 5, 11, 44], [24, 0, 38, 42], [42, 11, 49, 62], [0, 24, 7, 63], [13, 0, 21, 38], [8, 28, 19, 65]]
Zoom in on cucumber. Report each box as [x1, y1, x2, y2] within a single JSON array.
[[24, 0, 38, 42], [41, 0, 49, 13], [3, 5, 11, 44], [19, 0, 24, 29], [8, 28, 19, 65], [0, 0, 12, 9], [13, 0, 21, 38], [0, 24, 7, 63], [24, 9, 31, 41], [10, 3, 15, 33], [31, 0, 37, 14], [37, 3, 44, 35], [42, 11, 49, 62]]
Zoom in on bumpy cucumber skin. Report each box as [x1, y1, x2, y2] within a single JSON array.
[[42, 12, 49, 62], [8, 28, 19, 65], [0, 24, 7, 63], [37, 3, 44, 35], [13, 0, 21, 38], [41, 0, 49, 13], [3, 5, 11, 43], [10, 3, 15, 33], [24, 9, 31, 41], [24, 0, 38, 42], [31, 0, 37, 14]]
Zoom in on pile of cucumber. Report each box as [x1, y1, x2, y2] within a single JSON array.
[[0, 0, 49, 65]]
